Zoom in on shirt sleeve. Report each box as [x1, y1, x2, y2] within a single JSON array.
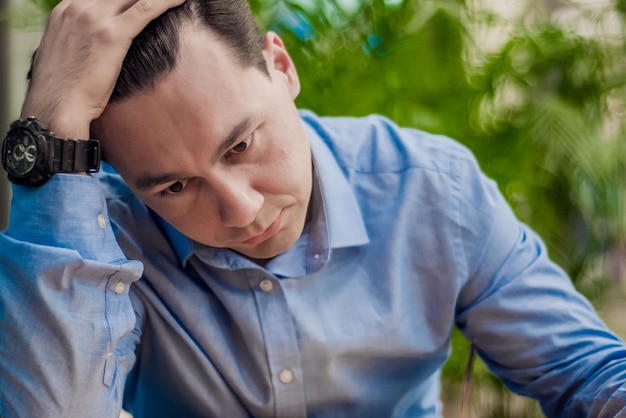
[[452, 151, 626, 417], [0, 174, 143, 418]]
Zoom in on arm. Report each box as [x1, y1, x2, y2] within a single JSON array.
[[453, 152, 626, 417], [0, 176, 142, 416], [0, 0, 184, 415]]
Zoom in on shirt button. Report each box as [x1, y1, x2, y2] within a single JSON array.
[[114, 282, 126, 294], [259, 279, 273, 293], [279, 369, 294, 384], [97, 214, 107, 229], [313, 254, 320, 260]]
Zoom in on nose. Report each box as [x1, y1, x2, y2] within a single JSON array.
[[211, 178, 264, 228]]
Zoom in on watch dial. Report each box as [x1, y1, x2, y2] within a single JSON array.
[[5, 130, 38, 176]]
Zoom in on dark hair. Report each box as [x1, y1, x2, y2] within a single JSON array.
[[111, 0, 268, 102], [27, 0, 268, 103]]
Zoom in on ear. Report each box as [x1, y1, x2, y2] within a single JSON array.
[[263, 32, 300, 99]]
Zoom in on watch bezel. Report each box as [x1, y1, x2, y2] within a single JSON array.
[[2, 119, 52, 186]]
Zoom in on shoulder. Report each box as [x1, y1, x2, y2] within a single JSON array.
[[299, 110, 476, 178]]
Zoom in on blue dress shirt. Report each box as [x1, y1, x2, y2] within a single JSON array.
[[1, 111, 626, 417]]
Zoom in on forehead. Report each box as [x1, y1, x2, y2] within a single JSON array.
[[95, 28, 269, 151], [94, 53, 272, 190]]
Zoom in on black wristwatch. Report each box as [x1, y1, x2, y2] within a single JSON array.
[[1, 117, 101, 186]]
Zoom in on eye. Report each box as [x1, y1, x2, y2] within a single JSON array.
[[159, 180, 188, 196], [232, 140, 248, 153], [227, 133, 253, 156], [168, 182, 184, 193]]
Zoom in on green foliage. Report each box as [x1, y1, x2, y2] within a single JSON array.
[[261, 0, 474, 138], [28, 0, 57, 13], [467, 22, 626, 283], [0, 1, 47, 30]]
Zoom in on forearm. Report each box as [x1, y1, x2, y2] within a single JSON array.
[[450, 152, 626, 417], [1, 0, 189, 415], [0, 176, 142, 417]]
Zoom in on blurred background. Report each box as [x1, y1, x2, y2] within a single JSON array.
[[2, 0, 626, 416]]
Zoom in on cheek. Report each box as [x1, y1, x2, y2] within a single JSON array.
[[282, 138, 312, 186], [138, 195, 202, 232], [266, 147, 307, 190], [153, 204, 223, 245], [142, 187, 231, 242], [268, 127, 311, 175]]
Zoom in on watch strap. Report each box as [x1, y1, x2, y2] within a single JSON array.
[[51, 137, 101, 174]]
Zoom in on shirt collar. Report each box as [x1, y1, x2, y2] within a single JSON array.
[[305, 118, 369, 250], [159, 114, 369, 270]]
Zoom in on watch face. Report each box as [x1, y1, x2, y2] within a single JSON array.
[[3, 128, 39, 176]]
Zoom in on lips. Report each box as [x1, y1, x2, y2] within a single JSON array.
[[241, 211, 283, 246]]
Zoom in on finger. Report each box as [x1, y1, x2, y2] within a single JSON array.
[[50, 0, 75, 13], [48, 0, 125, 28], [114, 0, 154, 14], [51, 0, 163, 24], [47, 0, 80, 23], [118, 0, 186, 33]]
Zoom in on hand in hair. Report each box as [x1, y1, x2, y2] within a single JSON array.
[[21, 0, 186, 140]]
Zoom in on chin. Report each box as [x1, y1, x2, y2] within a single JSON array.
[[240, 244, 288, 261], [241, 230, 300, 261]]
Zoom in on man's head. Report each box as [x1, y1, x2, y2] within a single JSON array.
[[93, 1, 313, 263], [111, 0, 269, 103]]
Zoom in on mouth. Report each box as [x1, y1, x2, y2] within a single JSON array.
[[241, 211, 283, 246]]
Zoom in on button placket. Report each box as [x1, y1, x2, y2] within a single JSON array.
[[278, 369, 294, 384], [249, 271, 306, 418]]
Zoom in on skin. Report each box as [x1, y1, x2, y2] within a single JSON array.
[[93, 25, 313, 261]]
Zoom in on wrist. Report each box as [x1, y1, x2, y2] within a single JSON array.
[[21, 98, 93, 140], [2, 118, 101, 186]]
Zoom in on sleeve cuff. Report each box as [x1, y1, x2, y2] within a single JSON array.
[[6, 174, 126, 262]]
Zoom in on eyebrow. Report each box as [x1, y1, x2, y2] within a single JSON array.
[[135, 172, 187, 192], [216, 116, 254, 158], [133, 115, 256, 192]]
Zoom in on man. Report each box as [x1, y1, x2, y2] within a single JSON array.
[[1, 0, 625, 417]]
